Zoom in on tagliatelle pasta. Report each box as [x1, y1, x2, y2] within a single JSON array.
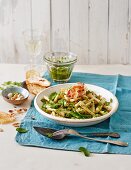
[[41, 83, 112, 119]]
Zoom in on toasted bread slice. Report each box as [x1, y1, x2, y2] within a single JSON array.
[[26, 77, 50, 87], [26, 84, 46, 95], [25, 69, 51, 95]]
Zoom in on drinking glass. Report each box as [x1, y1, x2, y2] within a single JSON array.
[[23, 29, 44, 68]]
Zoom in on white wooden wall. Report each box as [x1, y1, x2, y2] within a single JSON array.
[[0, 0, 131, 64]]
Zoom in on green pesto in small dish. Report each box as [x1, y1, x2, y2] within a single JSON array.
[[44, 52, 77, 82]]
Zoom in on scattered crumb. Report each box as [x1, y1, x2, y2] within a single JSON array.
[[23, 108, 27, 112], [12, 122, 20, 128], [17, 108, 26, 114], [8, 108, 28, 115], [9, 109, 13, 113], [0, 128, 4, 132]]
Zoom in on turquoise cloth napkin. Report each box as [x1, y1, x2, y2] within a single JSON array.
[[16, 72, 131, 154]]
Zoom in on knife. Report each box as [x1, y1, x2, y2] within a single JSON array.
[[33, 127, 120, 139]]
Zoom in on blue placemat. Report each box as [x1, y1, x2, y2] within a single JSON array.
[[16, 72, 131, 154]]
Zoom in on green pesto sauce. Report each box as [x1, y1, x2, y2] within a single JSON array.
[[49, 65, 72, 81]]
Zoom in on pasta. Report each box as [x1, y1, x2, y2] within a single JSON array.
[[41, 83, 112, 119]]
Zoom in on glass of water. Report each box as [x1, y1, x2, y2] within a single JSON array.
[[23, 29, 44, 67]]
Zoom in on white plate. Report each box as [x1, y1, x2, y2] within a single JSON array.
[[34, 83, 119, 127]]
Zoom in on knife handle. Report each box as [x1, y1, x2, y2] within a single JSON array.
[[81, 132, 120, 138]]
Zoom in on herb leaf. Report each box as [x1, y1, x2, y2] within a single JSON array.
[[79, 147, 90, 157], [16, 127, 28, 133], [0, 87, 4, 90], [0, 81, 22, 91], [49, 92, 57, 101], [46, 132, 53, 138], [2, 81, 22, 86], [110, 98, 113, 103]]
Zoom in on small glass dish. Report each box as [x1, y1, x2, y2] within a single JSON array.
[[43, 52, 77, 82]]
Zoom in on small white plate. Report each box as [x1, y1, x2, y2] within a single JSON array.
[[34, 83, 119, 127]]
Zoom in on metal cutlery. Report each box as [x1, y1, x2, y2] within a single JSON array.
[[34, 127, 128, 147], [33, 127, 120, 138]]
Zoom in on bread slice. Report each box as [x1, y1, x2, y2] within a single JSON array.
[[25, 68, 51, 95], [26, 77, 50, 87], [26, 84, 46, 95], [26, 77, 50, 95]]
